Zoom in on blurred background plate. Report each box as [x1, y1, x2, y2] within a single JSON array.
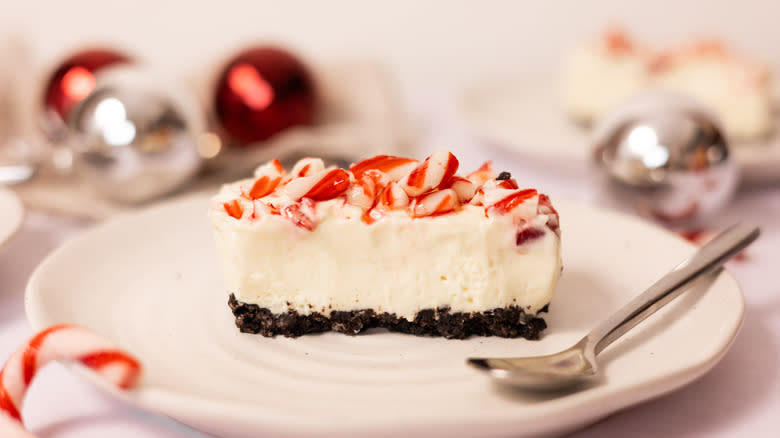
[[26, 194, 744, 438], [459, 76, 780, 185], [0, 185, 23, 248]]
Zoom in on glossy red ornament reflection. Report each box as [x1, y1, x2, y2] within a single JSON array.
[[214, 47, 317, 145], [43, 49, 131, 121]]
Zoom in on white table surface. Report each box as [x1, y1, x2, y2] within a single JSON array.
[[1, 87, 779, 438]]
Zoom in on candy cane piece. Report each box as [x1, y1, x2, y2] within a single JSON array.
[[247, 158, 285, 200], [350, 155, 418, 181], [399, 150, 459, 197], [448, 177, 477, 202], [466, 161, 496, 187], [0, 324, 141, 436], [290, 157, 325, 178], [376, 181, 409, 211], [285, 168, 350, 201], [411, 189, 458, 218]]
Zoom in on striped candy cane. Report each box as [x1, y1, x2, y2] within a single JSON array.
[[0, 324, 142, 437]]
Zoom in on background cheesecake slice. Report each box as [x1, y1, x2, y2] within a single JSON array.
[[209, 150, 561, 339], [560, 29, 773, 140]]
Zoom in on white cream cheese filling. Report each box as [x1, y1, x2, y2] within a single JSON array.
[[210, 194, 560, 320]]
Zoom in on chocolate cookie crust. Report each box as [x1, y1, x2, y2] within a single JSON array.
[[228, 293, 548, 340]]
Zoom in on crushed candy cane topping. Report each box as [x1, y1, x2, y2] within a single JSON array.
[[212, 150, 560, 237]]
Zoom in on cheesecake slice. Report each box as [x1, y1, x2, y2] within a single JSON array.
[[210, 150, 561, 339], [560, 29, 773, 140]]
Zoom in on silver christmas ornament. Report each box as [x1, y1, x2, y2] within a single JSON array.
[[592, 92, 739, 225], [68, 67, 205, 203]]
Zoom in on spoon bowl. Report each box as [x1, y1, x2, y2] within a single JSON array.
[[468, 223, 759, 391], [469, 337, 596, 390]]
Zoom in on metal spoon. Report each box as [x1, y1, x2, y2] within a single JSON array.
[[467, 222, 759, 391]]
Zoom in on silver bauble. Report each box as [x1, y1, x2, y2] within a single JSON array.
[[68, 67, 204, 203], [592, 92, 739, 225]]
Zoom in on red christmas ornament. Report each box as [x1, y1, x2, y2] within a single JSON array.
[[43, 48, 131, 121], [214, 46, 317, 145]]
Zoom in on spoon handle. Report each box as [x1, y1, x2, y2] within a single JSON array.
[[586, 223, 759, 355]]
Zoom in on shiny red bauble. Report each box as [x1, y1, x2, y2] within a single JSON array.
[[43, 49, 131, 121], [213, 47, 317, 145]]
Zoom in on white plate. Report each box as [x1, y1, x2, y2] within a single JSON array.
[[0, 185, 23, 249], [459, 76, 780, 184], [25, 194, 744, 438]]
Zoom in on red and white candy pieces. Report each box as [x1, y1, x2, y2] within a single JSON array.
[[218, 149, 559, 234], [0, 324, 141, 437], [399, 150, 459, 197]]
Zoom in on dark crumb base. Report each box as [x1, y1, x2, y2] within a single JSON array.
[[228, 293, 548, 340]]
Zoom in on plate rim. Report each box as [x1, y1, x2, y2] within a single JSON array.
[[24, 194, 746, 437]]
